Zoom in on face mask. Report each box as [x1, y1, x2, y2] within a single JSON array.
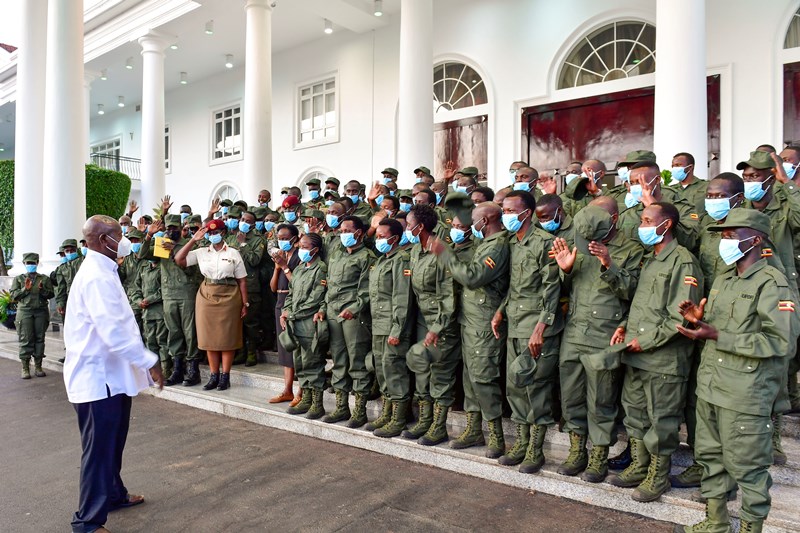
[[617, 167, 631, 182], [385, 210, 395, 219], [302, 223, 311, 234], [121, 225, 129, 235], [389, 190, 395, 197], [284, 211, 298, 223], [340, 232, 358, 247], [325, 200, 335, 207], [744, 178, 772, 201], [298, 248, 314, 263], [540, 212, 561, 233], [509, 170, 517, 184], [80, 246, 88, 256], [564, 173, 579, 185], [383, 177, 393, 186], [131, 242, 142, 254], [415, 177, 424, 184], [106, 234, 132, 258], [471, 218, 486, 240], [454, 185, 469, 194], [309, 190, 320, 200], [264, 221, 276, 232], [671, 166, 689, 182], [629, 184, 643, 205], [783, 161, 798, 180], [450, 227, 469, 244], [375, 194, 385, 206], [222, 206, 229, 216], [404, 227, 420, 245], [513, 181, 531, 192], [326, 214, 340, 228], [226, 218, 239, 230], [239, 222, 251, 234], [400, 202, 412, 213], [207, 233, 223, 245], [349, 194, 360, 205], [705, 197, 736, 221], [637, 219, 668, 246], [180, 213, 190, 224], [60, 256, 68, 264], [399, 232, 410, 246], [255, 221, 265, 232], [502, 210, 528, 233], [375, 238, 393, 254], [278, 240, 293, 252], [260, 201, 270, 207], [719, 236, 756, 265], [434, 192, 443, 205], [623, 192, 639, 209], [25, 264, 37, 273]]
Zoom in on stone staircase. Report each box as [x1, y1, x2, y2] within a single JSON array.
[[2, 327, 799, 532]]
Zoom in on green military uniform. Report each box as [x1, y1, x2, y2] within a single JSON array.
[[118, 228, 146, 338], [351, 199, 374, 225], [252, 209, 277, 351], [304, 178, 326, 212], [54, 238, 83, 314], [131, 258, 170, 375], [672, 179, 708, 220], [617, 192, 700, 253], [11, 253, 55, 379], [605, 184, 629, 214]]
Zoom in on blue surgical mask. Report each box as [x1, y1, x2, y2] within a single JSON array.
[[303, 223, 311, 234], [719, 236, 756, 266], [226, 218, 239, 230], [325, 200, 335, 207], [222, 206, 229, 216], [624, 192, 639, 209], [383, 177, 393, 185], [540, 212, 561, 233], [121, 226, 128, 235], [239, 222, 251, 233], [671, 166, 689, 182], [60, 256, 67, 264], [349, 194, 360, 205], [326, 214, 340, 228], [131, 242, 142, 254], [404, 227, 420, 245], [629, 184, 643, 204], [509, 170, 517, 183], [375, 238, 393, 254], [66, 252, 79, 261], [255, 221, 265, 232], [617, 166, 631, 182], [415, 177, 424, 184], [705, 197, 735, 221], [744, 179, 772, 201], [400, 202, 412, 213], [637, 219, 668, 246], [450, 227, 469, 244], [564, 173, 579, 185], [278, 240, 293, 252], [375, 194, 385, 206], [471, 218, 486, 240], [513, 182, 531, 192], [399, 232, 410, 246], [309, 190, 320, 200], [81, 247, 88, 256], [153, 231, 165, 239], [389, 190, 395, 197], [207, 233, 223, 245], [340, 232, 358, 247], [502, 210, 528, 233], [284, 211, 298, 223], [25, 264, 37, 273], [180, 213, 190, 224], [783, 161, 798, 180], [264, 221, 276, 232], [435, 192, 443, 205], [298, 248, 314, 263], [454, 185, 469, 194]]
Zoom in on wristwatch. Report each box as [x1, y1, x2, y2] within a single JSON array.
[[283, 267, 290, 274], [243, 302, 250, 308]]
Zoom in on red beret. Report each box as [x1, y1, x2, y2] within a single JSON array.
[[206, 219, 225, 231], [282, 195, 300, 209]]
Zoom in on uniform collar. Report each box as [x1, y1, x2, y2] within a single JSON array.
[[653, 238, 678, 261], [738, 258, 768, 279], [207, 242, 229, 252]]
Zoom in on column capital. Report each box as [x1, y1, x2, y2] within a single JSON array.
[[136, 30, 174, 54], [84, 69, 101, 88], [245, 0, 274, 12]]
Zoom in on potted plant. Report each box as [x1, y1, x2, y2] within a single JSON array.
[[0, 289, 16, 330]]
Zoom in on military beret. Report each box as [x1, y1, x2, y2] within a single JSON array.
[[736, 150, 775, 171], [282, 195, 301, 209], [22, 252, 39, 263], [707, 207, 772, 236], [509, 353, 537, 388], [456, 166, 479, 177], [382, 167, 399, 177], [306, 178, 321, 187], [227, 205, 243, 219], [127, 228, 145, 240], [61, 238, 78, 248], [303, 209, 325, 221], [413, 166, 432, 177], [620, 150, 657, 165], [164, 214, 183, 228], [325, 177, 340, 187], [187, 214, 203, 226], [573, 205, 614, 256], [444, 191, 474, 226], [252, 206, 268, 219], [323, 190, 341, 200], [205, 218, 226, 232], [220, 199, 234, 207]]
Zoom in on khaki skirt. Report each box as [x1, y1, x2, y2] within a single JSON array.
[[196, 281, 243, 351]]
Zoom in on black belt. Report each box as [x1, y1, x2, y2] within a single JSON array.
[[205, 278, 237, 286]]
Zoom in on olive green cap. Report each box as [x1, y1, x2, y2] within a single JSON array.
[[325, 176, 340, 187], [22, 252, 39, 263], [456, 166, 479, 176], [707, 207, 772, 236], [573, 205, 614, 256], [227, 205, 243, 219], [444, 191, 474, 226], [736, 150, 775, 171], [61, 238, 78, 248], [252, 206, 268, 219], [306, 178, 321, 187], [398, 189, 413, 200], [164, 214, 183, 228], [141, 214, 154, 223], [278, 324, 298, 352], [382, 167, 399, 177], [311, 319, 329, 353], [620, 150, 657, 165], [509, 354, 537, 387], [303, 208, 325, 221], [413, 166, 431, 176], [407, 341, 444, 372], [127, 228, 145, 240], [187, 214, 203, 226], [220, 199, 233, 207], [323, 190, 341, 200]]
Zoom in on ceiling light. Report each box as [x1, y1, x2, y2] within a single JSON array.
[[117, 96, 125, 108], [374, 0, 383, 16], [180, 72, 188, 85], [97, 104, 105, 115], [0, 144, 5, 152], [205, 20, 214, 35], [100, 68, 108, 80], [324, 18, 333, 34], [225, 54, 233, 68], [170, 44, 178, 50], [125, 57, 133, 70]]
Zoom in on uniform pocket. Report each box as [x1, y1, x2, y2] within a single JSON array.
[[730, 412, 773, 468]]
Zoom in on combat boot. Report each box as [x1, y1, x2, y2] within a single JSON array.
[[245, 351, 257, 367], [450, 412, 485, 450], [322, 389, 350, 424], [161, 359, 173, 378], [772, 414, 787, 466], [287, 388, 312, 415], [203, 372, 220, 390], [365, 396, 392, 431], [374, 400, 409, 438], [632, 454, 671, 502], [20, 359, 31, 380], [557, 432, 588, 476], [401, 400, 433, 439], [519, 424, 547, 474], [739, 520, 763, 533], [183, 359, 201, 386], [345, 393, 369, 428], [581, 445, 609, 483], [671, 459, 703, 488], [164, 358, 184, 386], [498, 423, 530, 466], [485, 417, 506, 459], [607, 438, 650, 487], [418, 402, 449, 446], [788, 372, 800, 414], [233, 348, 246, 365], [608, 439, 632, 470], [690, 488, 737, 504], [216, 372, 231, 391], [672, 498, 732, 533], [33, 358, 46, 377], [306, 388, 325, 419]]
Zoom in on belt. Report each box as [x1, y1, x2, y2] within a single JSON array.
[[205, 278, 237, 286], [276, 290, 289, 294]]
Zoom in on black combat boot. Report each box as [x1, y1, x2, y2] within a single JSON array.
[[217, 372, 231, 391], [164, 358, 184, 386], [183, 359, 201, 386]]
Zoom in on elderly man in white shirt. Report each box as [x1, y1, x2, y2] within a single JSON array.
[[63, 215, 164, 533]]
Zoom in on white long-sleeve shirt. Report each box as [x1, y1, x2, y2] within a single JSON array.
[[63, 249, 158, 404]]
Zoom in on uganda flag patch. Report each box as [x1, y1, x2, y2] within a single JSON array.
[[762, 248, 774, 258], [484, 257, 496, 269], [321, 279, 327, 287], [403, 269, 412, 277], [548, 250, 556, 259], [684, 276, 698, 287], [690, 213, 699, 220], [779, 300, 796, 312]]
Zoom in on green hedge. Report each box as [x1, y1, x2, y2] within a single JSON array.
[[0, 160, 131, 258]]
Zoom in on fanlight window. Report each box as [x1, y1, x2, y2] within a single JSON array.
[[433, 62, 487, 113], [785, 8, 800, 49]]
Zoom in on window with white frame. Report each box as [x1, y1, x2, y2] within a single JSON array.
[[786, 8, 800, 49], [433, 62, 487, 114], [90, 137, 122, 171], [296, 75, 338, 148], [164, 124, 171, 173], [211, 103, 242, 163], [211, 182, 242, 204]]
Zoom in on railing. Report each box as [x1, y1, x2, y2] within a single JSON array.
[[90, 153, 141, 181]]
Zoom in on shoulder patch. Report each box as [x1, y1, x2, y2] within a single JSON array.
[[320, 279, 327, 287], [684, 275, 698, 287], [445, 218, 452, 224], [484, 257, 496, 269], [761, 248, 773, 258], [779, 300, 796, 312], [690, 213, 699, 220], [403, 269, 412, 277]]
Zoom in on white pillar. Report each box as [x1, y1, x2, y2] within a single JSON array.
[[243, 0, 273, 203], [42, 0, 85, 272], [83, 71, 99, 165], [138, 32, 169, 216], [12, 0, 48, 271], [653, 0, 708, 178], [397, 0, 433, 185]]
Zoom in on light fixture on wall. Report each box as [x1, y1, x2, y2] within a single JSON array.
[[125, 57, 134, 70], [374, 0, 383, 16], [225, 54, 233, 68], [205, 20, 214, 35], [117, 96, 125, 108], [180, 72, 188, 85], [100, 68, 108, 80], [170, 43, 178, 50], [324, 18, 333, 34], [97, 104, 105, 115]]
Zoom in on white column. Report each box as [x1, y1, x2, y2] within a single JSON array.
[[42, 0, 85, 272], [12, 0, 48, 271], [138, 32, 169, 215], [653, 0, 708, 177], [83, 71, 99, 164], [243, 0, 273, 203], [397, 0, 433, 185]]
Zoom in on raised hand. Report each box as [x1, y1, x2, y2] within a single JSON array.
[[209, 198, 221, 215], [128, 200, 139, 216], [587, 241, 611, 268], [678, 298, 707, 324], [443, 160, 457, 183], [551, 237, 577, 273], [540, 175, 557, 195]]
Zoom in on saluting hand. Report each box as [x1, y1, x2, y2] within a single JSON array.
[[551, 237, 577, 273], [192, 227, 208, 243]]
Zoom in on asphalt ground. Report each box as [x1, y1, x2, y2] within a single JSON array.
[[0, 357, 675, 533]]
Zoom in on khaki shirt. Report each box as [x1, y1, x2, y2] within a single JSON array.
[[186, 243, 247, 280]]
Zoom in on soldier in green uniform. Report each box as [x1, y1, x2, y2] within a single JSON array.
[[562, 160, 610, 216], [559, 161, 583, 217], [131, 257, 170, 375], [280, 195, 303, 230], [675, 209, 798, 533], [413, 165, 435, 187], [323, 190, 340, 212], [512, 166, 540, 198], [252, 207, 277, 352], [366, 218, 414, 437], [431, 201, 510, 457], [551, 199, 644, 482], [11, 253, 55, 379], [670, 152, 707, 220], [343, 180, 373, 224], [54, 238, 83, 318], [315, 216, 375, 428], [491, 190, 562, 473], [535, 194, 574, 244], [607, 202, 703, 503], [305, 178, 325, 212], [118, 228, 146, 338], [325, 177, 340, 194]]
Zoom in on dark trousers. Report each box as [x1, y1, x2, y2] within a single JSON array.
[[71, 391, 132, 533]]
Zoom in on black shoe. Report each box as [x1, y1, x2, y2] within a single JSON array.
[[608, 441, 632, 471], [203, 373, 220, 390], [183, 360, 201, 386], [165, 358, 185, 386], [217, 373, 231, 391]]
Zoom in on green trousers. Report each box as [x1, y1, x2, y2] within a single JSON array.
[[696, 399, 773, 523], [16, 309, 49, 360], [407, 322, 461, 406], [506, 336, 559, 427], [559, 342, 620, 447], [132, 308, 144, 342], [164, 299, 199, 362], [684, 346, 702, 449], [143, 306, 169, 365], [327, 314, 373, 394], [372, 334, 411, 401], [242, 297, 264, 353], [292, 318, 326, 390], [461, 327, 504, 421], [621, 365, 687, 456]]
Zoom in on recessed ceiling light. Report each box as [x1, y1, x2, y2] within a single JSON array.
[[170, 44, 178, 50], [125, 57, 133, 70], [100, 68, 108, 80], [205, 20, 214, 35], [374, 0, 383, 16], [225, 54, 233, 68], [0, 144, 5, 152], [324, 18, 333, 34], [118, 96, 125, 108], [97, 104, 105, 115], [180, 72, 188, 85]]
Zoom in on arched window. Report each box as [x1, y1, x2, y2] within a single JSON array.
[[433, 61, 487, 114], [210, 182, 241, 204], [300, 170, 329, 185], [785, 8, 800, 49], [557, 20, 656, 89]]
